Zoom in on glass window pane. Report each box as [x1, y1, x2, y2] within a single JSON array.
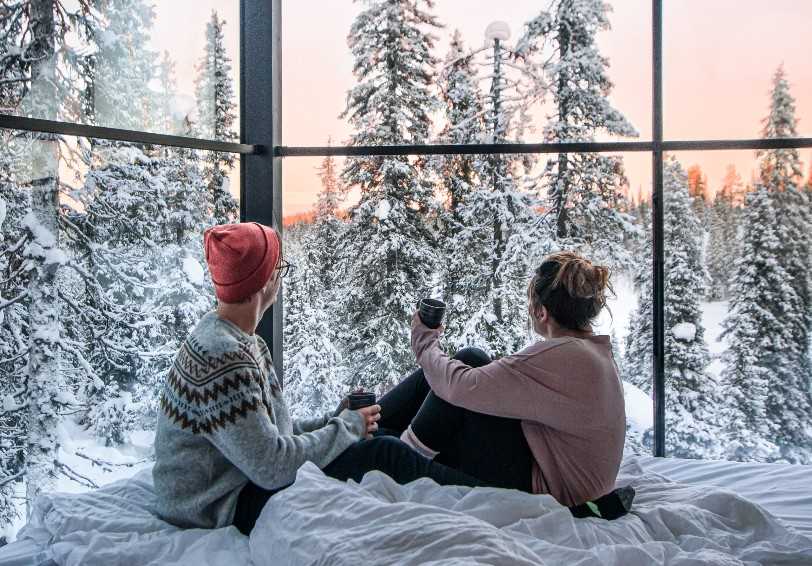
[[664, 0, 812, 140], [283, 0, 650, 147], [0, 128, 240, 534], [281, 151, 652, 460], [0, 0, 239, 140], [664, 149, 812, 463]]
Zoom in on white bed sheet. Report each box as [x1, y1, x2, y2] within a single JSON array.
[[628, 455, 812, 537], [0, 455, 810, 566]]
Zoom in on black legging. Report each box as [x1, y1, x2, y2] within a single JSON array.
[[377, 347, 534, 492]]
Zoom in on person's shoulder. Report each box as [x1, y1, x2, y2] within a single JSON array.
[[186, 312, 258, 360], [175, 312, 262, 382], [522, 336, 578, 355], [521, 335, 612, 358]]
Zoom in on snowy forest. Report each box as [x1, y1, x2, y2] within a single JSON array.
[[1, 0, 812, 542]]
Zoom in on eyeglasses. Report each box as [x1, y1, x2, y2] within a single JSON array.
[[276, 258, 294, 278]]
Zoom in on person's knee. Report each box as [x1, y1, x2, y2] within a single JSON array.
[[363, 436, 414, 465], [454, 347, 491, 368]]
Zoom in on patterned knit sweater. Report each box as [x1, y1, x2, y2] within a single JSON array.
[[152, 311, 365, 529]]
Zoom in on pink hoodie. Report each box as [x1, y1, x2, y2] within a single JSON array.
[[410, 316, 626, 506]]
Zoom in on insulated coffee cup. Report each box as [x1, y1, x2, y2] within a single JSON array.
[[348, 392, 377, 410], [418, 298, 446, 329]]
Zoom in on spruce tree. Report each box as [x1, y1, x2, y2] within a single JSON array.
[[623, 242, 652, 394], [758, 66, 810, 352], [336, 0, 441, 392], [433, 30, 533, 355], [283, 231, 344, 419], [660, 160, 719, 459], [720, 186, 808, 462], [518, 0, 639, 271], [91, 0, 156, 131], [0, 0, 91, 515], [624, 160, 720, 458], [754, 66, 812, 460], [194, 11, 238, 224], [313, 142, 345, 295], [706, 165, 743, 300], [686, 165, 709, 228], [432, 31, 485, 349]]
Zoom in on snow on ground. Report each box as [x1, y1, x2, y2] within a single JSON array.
[[623, 380, 653, 433], [594, 271, 636, 354]]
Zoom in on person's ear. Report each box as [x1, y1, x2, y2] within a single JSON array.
[[536, 304, 548, 322]]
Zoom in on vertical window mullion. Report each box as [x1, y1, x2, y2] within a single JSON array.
[[241, 0, 284, 382], [652, 0, 666, 458]]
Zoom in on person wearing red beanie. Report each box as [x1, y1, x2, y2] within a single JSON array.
[[153, 222, 484, 534], [203, 222, 285, 336], [204, 221, 282, 305]]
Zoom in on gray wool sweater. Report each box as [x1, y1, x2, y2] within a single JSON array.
[[152, 311, 366, 529]]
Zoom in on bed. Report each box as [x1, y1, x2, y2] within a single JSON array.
[[0, 455, 810, 566]]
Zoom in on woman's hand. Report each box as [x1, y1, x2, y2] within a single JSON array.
[[411, 312, 443, 333], [354, 404, 381, 439]]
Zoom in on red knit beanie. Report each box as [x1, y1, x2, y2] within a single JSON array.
[[203, 222, 281, 303]]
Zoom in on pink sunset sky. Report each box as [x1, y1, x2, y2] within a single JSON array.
[[151, 0, 812, 216]]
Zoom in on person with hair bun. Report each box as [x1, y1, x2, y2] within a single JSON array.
[[376, 251, 626, 512]]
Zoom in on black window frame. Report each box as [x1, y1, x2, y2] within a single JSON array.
[[2, 0, 811, 457]]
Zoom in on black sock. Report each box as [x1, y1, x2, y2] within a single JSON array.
[[569, 485, 635, 520]]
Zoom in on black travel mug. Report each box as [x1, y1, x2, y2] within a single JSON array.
[[348, 392, 377, 410], [418, 298, 446, 329]]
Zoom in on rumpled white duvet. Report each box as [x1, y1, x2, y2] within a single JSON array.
[[7, 458, 812, 566]]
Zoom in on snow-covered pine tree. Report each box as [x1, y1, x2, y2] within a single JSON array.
[[686, 165, 709, 228], [754, 66, 812, 460], [154, 52, 184, 135], [194, 10, 238, 224], [660, 159, 720, 459], [758, 66, 810, 349], [91, 0, 156, 131], [66, 0, 181, 442], [720, 185, 807, 462], [431, 30, 489, 351], [0, 136, 31, 531], [518, 0, 639, 271], [624, 160, 721, 459], [622, 243, 652, 393], [336, 0, 442, 392], [432, 26, 542, 356], [283, 231, 344, 419], [313, 141, 345, 295], [470, 28, 542, 356], [706, 165, 743, 300], [0, 0, 91, 516]]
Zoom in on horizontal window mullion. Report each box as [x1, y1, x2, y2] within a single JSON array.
[[662, 138, 812, 152], [276, 141, 653, 157], [0, 114, 258, 155], [277, 136, 812, 157]]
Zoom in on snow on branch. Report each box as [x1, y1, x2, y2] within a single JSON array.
[[74, 450, 149, 473], [0, 289, 29, 311], [55, 461, 99, 490]]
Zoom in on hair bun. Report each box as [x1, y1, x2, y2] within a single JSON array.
[[549, 252, 610, 305]]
